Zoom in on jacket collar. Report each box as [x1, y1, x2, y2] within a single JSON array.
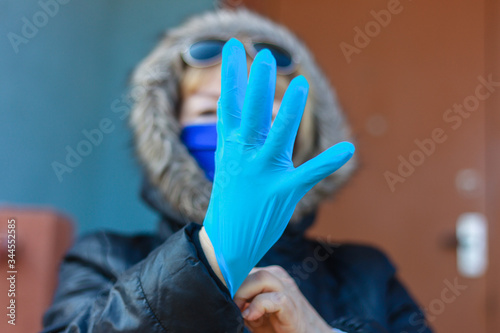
[[141, 178, 316, 243]]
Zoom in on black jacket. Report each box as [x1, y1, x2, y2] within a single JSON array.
[[41, 197, 432, 333]]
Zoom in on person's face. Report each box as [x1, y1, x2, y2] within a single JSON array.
[[179, 63, 285, 127]]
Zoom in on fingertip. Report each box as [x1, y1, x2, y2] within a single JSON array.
[[280, 75, 309, 107], [325, 142, 355, 168], [224, 38, 244, 52], [254, 48, 277, 69], [222, 38, 245, 62], [285, 75, 309, 100], [290, 75, 309, 91], [336, 141, 355, 155]]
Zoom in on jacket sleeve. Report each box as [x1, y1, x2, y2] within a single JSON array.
[[41, 223, 244, 333], [327, 244, 433, 333], [385, 273, 433, 333]]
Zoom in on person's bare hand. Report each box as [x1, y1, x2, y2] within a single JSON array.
[[234, 265, 333, 333]]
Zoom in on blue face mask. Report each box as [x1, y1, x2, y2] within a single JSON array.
[[180, 123, 217, 181]]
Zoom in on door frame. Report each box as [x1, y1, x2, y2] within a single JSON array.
[[485, 0, 500, 331]]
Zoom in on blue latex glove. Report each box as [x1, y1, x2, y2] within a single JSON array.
[[203, 38, 355, 297]]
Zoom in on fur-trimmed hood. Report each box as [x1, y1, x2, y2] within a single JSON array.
[[130, 9, 356, 231]]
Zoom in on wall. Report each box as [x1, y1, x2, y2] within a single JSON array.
[[0, 0, 215, 234]]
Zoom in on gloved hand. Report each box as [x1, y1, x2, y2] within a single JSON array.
[[203, 38, 355, 297]]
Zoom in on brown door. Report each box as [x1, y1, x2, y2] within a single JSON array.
[[240, 1, 499, 332]]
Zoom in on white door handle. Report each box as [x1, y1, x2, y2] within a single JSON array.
[[456, 213, 488, 278]]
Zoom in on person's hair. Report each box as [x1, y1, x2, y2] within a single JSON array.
[[179, 64, 315, 165]]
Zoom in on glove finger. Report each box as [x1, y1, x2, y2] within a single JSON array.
[[240, 49, 276, 145], [220, 38, 247, 137], [262, 75, 308, 160], [293, 141, 355, 192]]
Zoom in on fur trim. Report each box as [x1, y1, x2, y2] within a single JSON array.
[[130, 9, 357, 225]]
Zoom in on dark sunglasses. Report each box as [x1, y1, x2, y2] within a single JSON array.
[[182, 39, 297, 75]]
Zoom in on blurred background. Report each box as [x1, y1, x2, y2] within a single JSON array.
[[0, 0, 218, 234], [1, 0, 499, 332]]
